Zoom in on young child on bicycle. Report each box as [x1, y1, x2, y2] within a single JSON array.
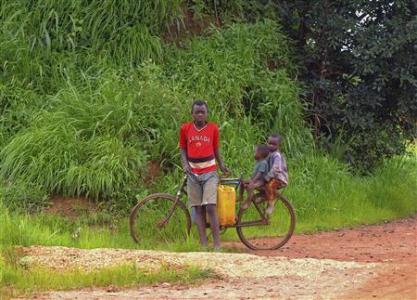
[[264, 133, 288, 215], [240, 144, 270, 210]]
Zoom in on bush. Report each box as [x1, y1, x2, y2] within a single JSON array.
[[261, 1, 417, 170]]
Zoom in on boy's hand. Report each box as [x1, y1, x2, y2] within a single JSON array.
[[242, 180, 254, 189], [247, 182, 256, 189], [219, 164, 229, 174], [183, 163, 192, 174]]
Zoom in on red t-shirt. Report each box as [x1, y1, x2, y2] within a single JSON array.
[[179, 122, 219, 174]]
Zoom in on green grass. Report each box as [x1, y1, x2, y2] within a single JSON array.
[[0, 154, 414, 298], [1, 153, 415, 251], [0, 0, 415, 262], [0, 256, 214, 299], [0, 20, 307, 202], [289, 154, 417, 232], [0, 203, 202, 251], [1, 4, 415, 299]]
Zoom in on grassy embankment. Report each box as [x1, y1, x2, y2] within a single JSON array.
[[0, 0, 415, 249]]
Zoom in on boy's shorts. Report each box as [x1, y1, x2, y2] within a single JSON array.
[[187, 171, 219, 207], [265, 179, 286, 202]]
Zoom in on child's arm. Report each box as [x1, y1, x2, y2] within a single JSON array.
[[180, 148, 192, 174], [214, 148, 229, 174], [265, 153, 282, 181], [247, 171, 264, 189], [179, 125, 192, 174], [213, 125, 229, 174]]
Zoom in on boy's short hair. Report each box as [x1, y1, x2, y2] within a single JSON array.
[[269, 133, 282, 143], [256, 144, 270, 158], [191, 99, 209, 113]]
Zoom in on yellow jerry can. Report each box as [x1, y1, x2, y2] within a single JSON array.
[[216, 184, 236, 226]]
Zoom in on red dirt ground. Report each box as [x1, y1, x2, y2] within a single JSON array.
[[231, 215, 417, 299], [15, 216, 417, 299]]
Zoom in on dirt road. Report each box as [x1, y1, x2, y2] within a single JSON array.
[[17, 216, 416, 299], [231, 216, 417, 299]]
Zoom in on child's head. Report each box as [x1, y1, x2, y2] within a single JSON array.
[[254, 144, 270, 161], [267, 134, 282, 152], [191, 99, 209, 125]]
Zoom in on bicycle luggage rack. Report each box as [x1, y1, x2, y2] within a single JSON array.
[[219, 177, 241, 188]]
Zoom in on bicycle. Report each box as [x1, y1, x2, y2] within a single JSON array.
[[129, 174, 296, 250]]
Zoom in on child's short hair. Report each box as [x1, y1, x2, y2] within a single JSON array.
[[269, 133, 282, 143], [191, 99, 209, 113], [256, 144, 270, 159]]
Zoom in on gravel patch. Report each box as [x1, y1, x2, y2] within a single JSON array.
[[19, 245, 380, 279]]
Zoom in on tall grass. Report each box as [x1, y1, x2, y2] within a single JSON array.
[[286, 153, 417, 232], [0, 0, 184, 144], [0, 1, 415, 252], [1, 0, 183, 62], [165, 20, 310, 156], [0, 198, 202, 251], [1, 21, 307, 201], [0, 154, 415, 252]]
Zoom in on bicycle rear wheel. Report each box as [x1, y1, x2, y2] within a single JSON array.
[[236, 194, 296, 250], [129, 193, 191, 246]]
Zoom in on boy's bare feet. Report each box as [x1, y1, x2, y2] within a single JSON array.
[[213, 246, 221, 252], [266, 203, 275, 216]]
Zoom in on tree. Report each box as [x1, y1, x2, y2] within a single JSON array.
[[248, 0, 417, 170]]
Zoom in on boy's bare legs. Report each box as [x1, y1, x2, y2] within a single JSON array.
[[265, 179, 283, 216], [205, 204, 221, 249], [241, 187, 254, 210], [266, 199, 276, 216], [241, 180, 264, 210], [193, 206, 208, 247]]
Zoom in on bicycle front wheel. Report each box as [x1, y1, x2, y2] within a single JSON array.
[[129, 193, 191, 246], [236, 194, 296, 250]]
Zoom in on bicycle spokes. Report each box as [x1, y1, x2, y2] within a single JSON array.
[[129, 194, 191, 247], [236, 198, 295, 250]]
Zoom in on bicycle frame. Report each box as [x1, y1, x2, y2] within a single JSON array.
[[160, 174, 272, 229], [130, 173, 295, 250], [233, 199, 270, 228], [156, 175, 187, 228]]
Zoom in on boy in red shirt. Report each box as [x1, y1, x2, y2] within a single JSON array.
[[179, 100, 228, 250]]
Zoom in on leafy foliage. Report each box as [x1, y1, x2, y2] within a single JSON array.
[[244, 0, 417, 170], [0, 0, 415, 228]]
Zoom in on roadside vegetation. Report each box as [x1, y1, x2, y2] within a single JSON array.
[[0, 0, 416, 296]]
